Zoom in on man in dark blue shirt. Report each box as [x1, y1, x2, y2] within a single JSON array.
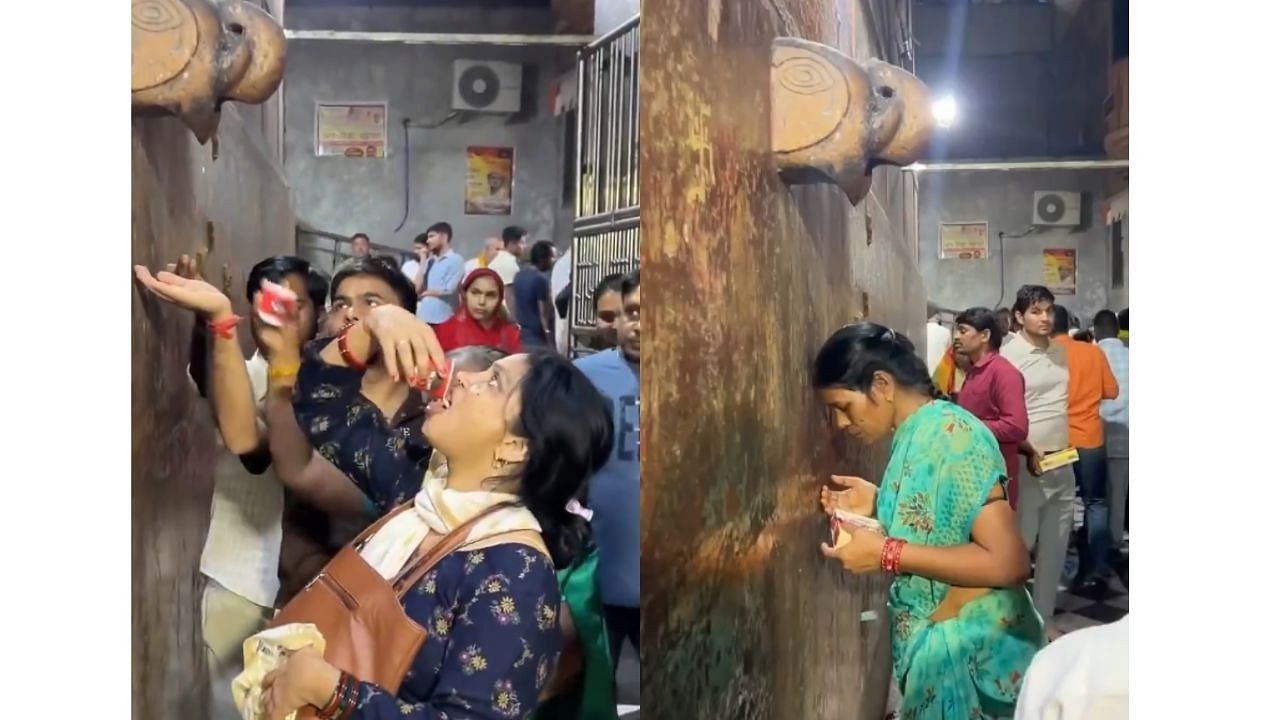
[[512, 240, 556, 347], [574, 268, 640, 679]]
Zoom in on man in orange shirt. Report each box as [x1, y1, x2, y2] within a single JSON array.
[[1051, 306, 1119, 594]]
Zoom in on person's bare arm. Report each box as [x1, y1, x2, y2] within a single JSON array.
[[206, 318, 263, 454], [135, 262, 260, 453], [895, 486, 1030, 588], [536, 275, 555, 342], [316, 308, 444, 381], [264, 386, 371, 519], [538, 298, 554, 343], [414, 258, 428, 295]]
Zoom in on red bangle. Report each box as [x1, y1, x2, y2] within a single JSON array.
[[337, 325, 367, 371], [317, 672, 356, 719], [337, 673, 359, 720], [880, 537, 907, 574], [206, 314, 242, 339]]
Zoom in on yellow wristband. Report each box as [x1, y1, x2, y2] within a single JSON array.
[[268, 362, 300, 380]]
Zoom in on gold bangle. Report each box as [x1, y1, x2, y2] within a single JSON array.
[[268, 362, 300, 380]]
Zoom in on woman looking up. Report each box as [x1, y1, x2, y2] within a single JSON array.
[[814, 322, 1042, 720], [257, 303, 613, 720]]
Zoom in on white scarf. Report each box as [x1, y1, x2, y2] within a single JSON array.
[[358, 460, 542, 579]]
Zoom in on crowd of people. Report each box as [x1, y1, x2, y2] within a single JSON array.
[[817, 285, 1129, 720], [132, 220, 640, 720], [135, 210, 1132, 720]]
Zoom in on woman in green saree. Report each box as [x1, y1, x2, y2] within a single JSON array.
[[813, 323, 1043, 720], [532, 546, 617, 720]]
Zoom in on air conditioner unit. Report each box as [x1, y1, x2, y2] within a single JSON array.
[[1032, 191, 1082, 227], [452, 60, 523, 113]]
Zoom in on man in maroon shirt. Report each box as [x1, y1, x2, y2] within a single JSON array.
[[953, 306, 1030, 508]]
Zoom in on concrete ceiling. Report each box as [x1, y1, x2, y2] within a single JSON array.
[[288, 0, 552, 7], [285, 0, 591, 33]]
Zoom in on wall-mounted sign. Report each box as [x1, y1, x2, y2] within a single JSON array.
[[1043, 248, 1077, 295], [315, 102, 387, 158], [938, 221, 989, 260], [465, 146, 514, 216]]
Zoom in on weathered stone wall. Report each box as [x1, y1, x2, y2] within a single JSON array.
[[131, 105, 293, 720], [640, 0, 926, 717]]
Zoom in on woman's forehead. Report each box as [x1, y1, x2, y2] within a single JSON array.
[[818, 387, 860, 403], [493, 354, 531, 380]]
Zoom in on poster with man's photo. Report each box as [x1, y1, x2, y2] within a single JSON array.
[[465, 146, 514, 215], [1043, 248, 1077, 295]]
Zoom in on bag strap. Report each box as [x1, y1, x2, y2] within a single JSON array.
[[390, 501, 521, 597]]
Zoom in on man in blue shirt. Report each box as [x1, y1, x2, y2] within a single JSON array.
[[574, 269, 640, 677], [512, 240, 556, 347], [412, 221, 464, 325], [1093, 310, 1129, 566]]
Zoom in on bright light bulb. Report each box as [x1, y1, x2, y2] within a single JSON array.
[[932, 95, 958, 129]]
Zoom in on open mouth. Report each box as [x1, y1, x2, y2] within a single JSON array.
[[426, 373, 482, 416]]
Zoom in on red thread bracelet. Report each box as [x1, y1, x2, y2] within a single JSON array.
[[206, 314, 242, 339], [337, 325, 367, 371]]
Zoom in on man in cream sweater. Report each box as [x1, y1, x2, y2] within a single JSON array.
[[1015, 617, 1128, 719]]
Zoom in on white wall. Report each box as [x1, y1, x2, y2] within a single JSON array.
[[917, 169, 1122, 318], [282, 5, 576, 258]]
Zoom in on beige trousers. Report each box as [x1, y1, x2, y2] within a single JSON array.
[[1016, 465, 1075, 622], [202, 579, 273, 720]]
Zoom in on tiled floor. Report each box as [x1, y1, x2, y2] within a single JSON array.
[[617, 637, 640, 719], [1048, 557, 1128, 633], [1041, 498, 1129, 634]]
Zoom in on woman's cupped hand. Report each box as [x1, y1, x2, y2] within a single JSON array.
[[260, 646, 341, 720], [133, 255, 233, 320], [820, 524, 887, 575], [819, 474, 878, 518]]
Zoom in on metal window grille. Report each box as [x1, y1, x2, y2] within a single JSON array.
[[568, 14, 640, 356]]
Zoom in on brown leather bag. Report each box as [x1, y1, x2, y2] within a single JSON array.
[[267, 502, 518, 717]]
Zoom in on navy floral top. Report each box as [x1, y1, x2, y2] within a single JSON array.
[[294, 344, 562, 719]]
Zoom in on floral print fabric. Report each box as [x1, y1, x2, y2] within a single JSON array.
[[345, 547, 562, 720], [293, 340, 432, 509], [875, 401, 1044, 720], [294, 349, 562, 719]]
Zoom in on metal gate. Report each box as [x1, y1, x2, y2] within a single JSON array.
[[568, 14, 640, 356]]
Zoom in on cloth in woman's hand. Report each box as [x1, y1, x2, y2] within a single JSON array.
[[231, 623, 327, 720], [832, 509, 884, 533], [830, 510, 884, 548]]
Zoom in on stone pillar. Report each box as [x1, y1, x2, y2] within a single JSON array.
[[640, 0, 928, 717]]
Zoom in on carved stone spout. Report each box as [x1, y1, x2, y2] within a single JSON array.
[[770, 37, 933, 206], [131, 0, 287, 143]]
